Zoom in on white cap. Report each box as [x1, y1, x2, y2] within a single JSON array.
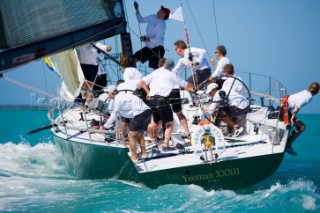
[[104, 85, 117, 93], [206, 83, 219, 94]]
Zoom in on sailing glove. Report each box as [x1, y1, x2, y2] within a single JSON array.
[[193, 62, 200, 66], [140, 36, 147, 42], [134, 2, 139, 10]]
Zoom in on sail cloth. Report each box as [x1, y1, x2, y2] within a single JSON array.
[[0, 0, 126, 72], [48, 50, 85, 103]]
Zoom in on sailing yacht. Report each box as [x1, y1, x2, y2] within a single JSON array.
[[0, 0, 291, 190]]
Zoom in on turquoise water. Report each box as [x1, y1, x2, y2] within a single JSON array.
[[0, 109, 319, 212]]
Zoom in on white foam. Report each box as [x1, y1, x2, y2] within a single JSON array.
[[0, 142, 69, 178], [303, 195, 317, 210]]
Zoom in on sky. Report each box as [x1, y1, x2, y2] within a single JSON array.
[[0, 0, 319, 114]]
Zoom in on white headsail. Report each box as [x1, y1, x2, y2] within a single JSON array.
[[48, 50, 84, 102]]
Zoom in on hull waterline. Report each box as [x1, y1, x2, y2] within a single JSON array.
[[55, 135, 285, 191]]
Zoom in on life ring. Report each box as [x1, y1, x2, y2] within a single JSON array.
[[191, 124, 225, 156]]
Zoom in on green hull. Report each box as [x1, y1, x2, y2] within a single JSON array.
[[136, 154, 284, 190], [54, 136, 285, 191]]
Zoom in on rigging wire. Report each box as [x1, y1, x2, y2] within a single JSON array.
[[211, 0, 220, 45], [2, 75, 61, 101], [130, 0, 144, 69], [178, 0, 198, 88], [185, 0, 211, 59]]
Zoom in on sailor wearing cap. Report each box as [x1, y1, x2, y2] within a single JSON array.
[[140, 58, 194, 149], [205, 81, 244, 137], [103, 84, 151, 163], [133, 2, 170, 69]]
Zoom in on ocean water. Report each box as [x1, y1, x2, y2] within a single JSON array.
[[0, 109, 319, 212]]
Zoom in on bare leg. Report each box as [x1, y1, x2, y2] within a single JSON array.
[[220, 112, 236, 127], [121, 121, 128, 140], [135, 132, 146, 157], [128, 132, 138, 160], [163, 121, 174, 147], [147, 117, 161, 140], [176, 111, 190, 135], [287, 120, 306, 148], [80, 85, 87, 104], [84, 82, 94, 106]]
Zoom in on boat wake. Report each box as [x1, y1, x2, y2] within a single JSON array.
[[0, 141, 318, 212], [0, 141, 71, 179]]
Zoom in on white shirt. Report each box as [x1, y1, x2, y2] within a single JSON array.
[[221, 76, 249, 109], [211, 57, 230, 78], [288, 90, 312, 113], [206, 76, 249, 116], [143, 67, 188, 97], [172, 47, 211, 75], [76, 43, 107, 65], [107, 99, 115, 112], [103, 92, 150, 129], [117, 80, 141, 92], [122, 67, 143, 81], [137, 14, 166, 48]]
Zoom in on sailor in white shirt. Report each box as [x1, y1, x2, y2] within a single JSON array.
[[76, 42, 112, 107], [205, 64, 249, 137], [209, 45, 230, 79], [205, 83, 244, 138], [172, 40, 211, 87], [157, 58, 192, 140], [117, 79, 142, 92], [285, 82, 319, 156], [199, 45, 230, 89], [140, 58, 194, 149], [221, 79, 249, 112], [77, 42, 112, 79], [113, 79, 144, 141], [103, 84, 151, 163], [120, 55, 143, 81], [133, 2, 170, 69]]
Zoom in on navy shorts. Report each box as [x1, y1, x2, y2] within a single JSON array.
[[134, 46, 165, 69], [187, 68, 211, 85], [121, 117, 132, 124], [149, 96, 173, 124], [81, 64, 98, 82], [168, 89, 182, 113], [129, 109, 151, 131]]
